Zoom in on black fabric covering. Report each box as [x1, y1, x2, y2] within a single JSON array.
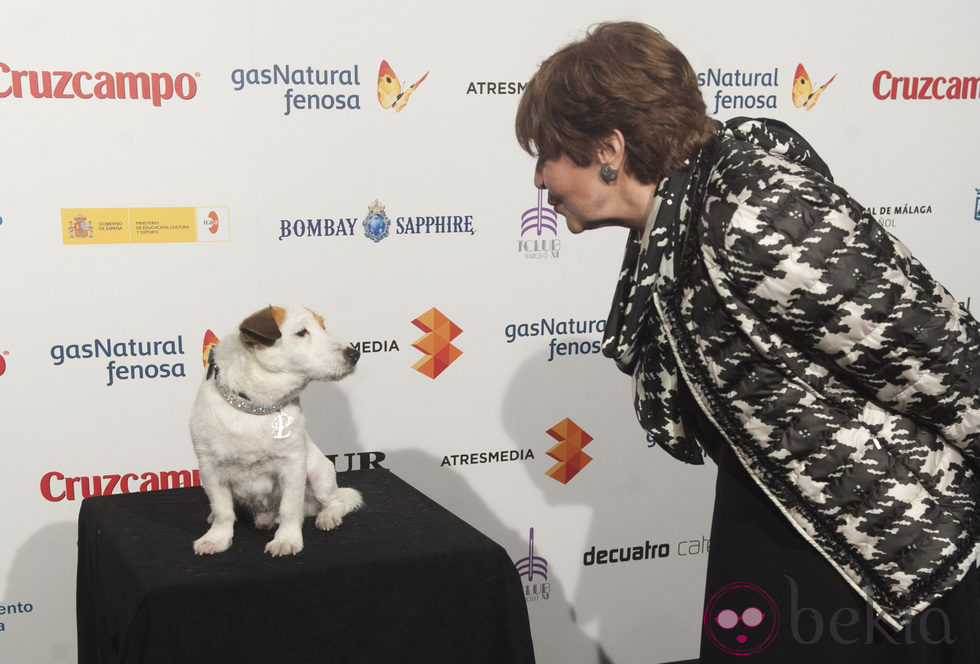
[[77, 469, 535, 663]]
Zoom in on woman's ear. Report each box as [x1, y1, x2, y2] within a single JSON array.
[[596, 129, 626, 168]]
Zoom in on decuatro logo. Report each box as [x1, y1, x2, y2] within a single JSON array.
[[50, 334, 187, 386], [0, 62, 198, 106]]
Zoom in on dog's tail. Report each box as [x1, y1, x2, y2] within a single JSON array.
[[336, 487, 364, 514]]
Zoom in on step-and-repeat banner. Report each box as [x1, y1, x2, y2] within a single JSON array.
[[1, 1, 977, 661]]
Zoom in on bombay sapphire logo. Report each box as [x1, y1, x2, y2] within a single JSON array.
[[362, 199, 391, 242], [515, 527, 550, 602], [974, 188, 980, 222]]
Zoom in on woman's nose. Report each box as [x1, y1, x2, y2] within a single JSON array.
[[533, 170, 545, 190]]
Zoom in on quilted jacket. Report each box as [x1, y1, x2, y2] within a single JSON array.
[[606, 118, 980, 629]]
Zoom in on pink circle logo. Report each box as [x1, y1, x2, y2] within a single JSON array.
[[703, 582, 780, 655]]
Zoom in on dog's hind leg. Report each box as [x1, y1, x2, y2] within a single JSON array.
[[305, 440, 363, 530], [193, 475, 236, 555], [315, 488, 363, 530]]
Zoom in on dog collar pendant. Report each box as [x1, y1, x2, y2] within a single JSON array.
[[272, 411, 293, 439]]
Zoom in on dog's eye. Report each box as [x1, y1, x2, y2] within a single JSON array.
[[296, 329, 308, 337]]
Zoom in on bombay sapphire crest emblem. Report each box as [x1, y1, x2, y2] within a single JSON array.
[[362, 199, 391, 243]]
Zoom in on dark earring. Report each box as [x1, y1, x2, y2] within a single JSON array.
[[599, 165, 618, 183]]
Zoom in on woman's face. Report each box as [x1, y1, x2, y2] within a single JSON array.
[[534, 154, 610, 234]]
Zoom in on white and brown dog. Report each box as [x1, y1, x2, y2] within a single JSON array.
[[189, 305, 363, 556]]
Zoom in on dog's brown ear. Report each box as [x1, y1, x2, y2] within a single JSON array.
[[239, 306, 285, 347]]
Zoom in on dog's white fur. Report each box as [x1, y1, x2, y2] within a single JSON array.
[[189, 305, 363, 556]]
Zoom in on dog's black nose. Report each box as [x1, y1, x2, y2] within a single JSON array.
[[345, 346, 360, 365]]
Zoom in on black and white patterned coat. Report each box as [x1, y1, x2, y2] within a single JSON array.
[[609, 119, 980, 630]]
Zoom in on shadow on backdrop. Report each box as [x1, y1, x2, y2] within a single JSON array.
[[6, 521, 79, 663], [304, 374, 612, 663], [501, 343, 712, 663]]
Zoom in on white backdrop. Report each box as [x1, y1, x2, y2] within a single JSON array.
[[1, 1, 978, 662]]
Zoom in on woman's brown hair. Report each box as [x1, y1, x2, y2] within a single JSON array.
[[515, 22, 716, 183]]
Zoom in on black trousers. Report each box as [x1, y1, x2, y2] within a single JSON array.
[[699, 442, 980, 663]]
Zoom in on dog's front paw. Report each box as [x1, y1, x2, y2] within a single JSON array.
[[193, 532, 232, 555], [265, 533, 303, 556]]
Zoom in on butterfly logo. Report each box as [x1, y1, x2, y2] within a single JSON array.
[[377, 60, 429, 113], [201, 330, 219, 368], [792, 63, 836, 110]]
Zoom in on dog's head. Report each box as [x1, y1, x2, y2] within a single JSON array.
[[238, 305, 359, 382]]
